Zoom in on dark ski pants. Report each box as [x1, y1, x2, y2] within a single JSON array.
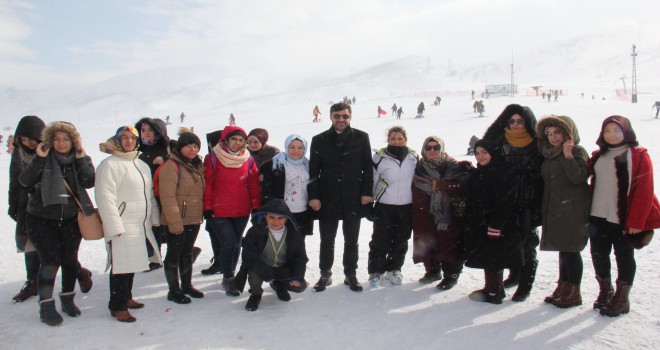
[[319, 216, 361, 277], [367, 203, 413, 274], [247, 266, 306, 296], [589, 216, 636, 284], [109, 272, 135, 311], [559, 251, 583, 285], [209, 216, 249, 278], [26, 213, 81, 300]]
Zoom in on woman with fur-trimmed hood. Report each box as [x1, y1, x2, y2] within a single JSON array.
[[96, 126, 162, 323], [588, 115, 660, 317], [18, 121, 96, 326], [536, 115, 590, 308], [482, 103, 543, 302]]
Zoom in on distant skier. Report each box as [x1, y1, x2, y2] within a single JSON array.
[[313, 105, 322, 123], [352, 96, 356, 104], [471, 90, 475, 100], [433, 96, 441, 106], [377, 106, 384, 118], [653, 101, 660, 118], [180, 112, 186, 123], [547, 92, 551, 102], [542, 92, 546, 100], [554, 90, 558, 102], [165, 115, 171, 125], [473, 101, 479, 113], [229, 113, 236, 125], [391, 103, 397, 115], [396, 107, 403, 119]]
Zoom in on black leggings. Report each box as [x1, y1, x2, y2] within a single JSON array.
[[589, 216, 636, 284], [26, 214, 81, 300], [558, 252, 583, 285]]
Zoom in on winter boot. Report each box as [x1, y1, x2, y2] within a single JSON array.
[[503, 267, 520, 289], [593, 276, 614, 310], [191, 246, 202, 264], [201, 258, 222, 275], [77, 266, 93, 293], [469, 269, 505, 304], [12, 279, 38, 302], [344, 276, 363, 292], [313, 271, 333, 292], [202, 233, 222, 275], [245, 294, 262, 311], [552, 282, 582, 308], [418, 270, 442, 284], [512, 259, 538, 302], [39, 298, 63, 326], [59, 291, 81, 317], [180, 254, 204, 298], [369, 273, 382, 287], [600, 281, 632, 317], [544, 280, 567, 303], [165, 263, 191, 304], [437, 263, 462, 291], [222, 277, 240, 297]]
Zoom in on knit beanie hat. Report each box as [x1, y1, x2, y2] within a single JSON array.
[[220, 125, 248, 142], [176, 132, 201, 152], [248, 128, 269, 145]]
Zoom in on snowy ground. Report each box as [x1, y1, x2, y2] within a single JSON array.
[[1, 91, 659, 350]]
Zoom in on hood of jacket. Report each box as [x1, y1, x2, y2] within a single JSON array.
[[251, 198, 298, 231], [483, 104, 537, 144], [13, 115, 46, 148], [536, 115, 581, 148]]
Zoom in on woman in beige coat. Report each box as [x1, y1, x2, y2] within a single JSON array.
[[159, 132, 205, 304]]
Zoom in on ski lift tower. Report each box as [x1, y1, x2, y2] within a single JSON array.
[[631, 45, 638, 103]]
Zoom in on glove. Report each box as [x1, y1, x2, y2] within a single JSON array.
[[8, 205, 18, 222], [203, 210, 214, 220], [487, 227, 502, 239]]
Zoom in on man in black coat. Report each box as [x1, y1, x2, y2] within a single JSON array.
[[308, 102, 373, 292]]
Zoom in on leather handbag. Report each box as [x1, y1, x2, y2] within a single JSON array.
[[63, 181, 104, 240]]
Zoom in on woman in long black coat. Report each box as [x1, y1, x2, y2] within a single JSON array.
[[461, 139, 521, 304]]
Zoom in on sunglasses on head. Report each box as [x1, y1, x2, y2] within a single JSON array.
[[332, 114, 350, 120], [508, 118, 525, 125], [424, 145, 441, 151]]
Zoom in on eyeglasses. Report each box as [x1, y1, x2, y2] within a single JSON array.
[[508, 118, 525, 125], [332, 114, 350, 120], [546, 130, 563, 137], [424, 145, 441, 151]]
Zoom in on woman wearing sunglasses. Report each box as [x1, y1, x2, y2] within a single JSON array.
[[483, 103, 543, 302], [411, 136, 470, 290]]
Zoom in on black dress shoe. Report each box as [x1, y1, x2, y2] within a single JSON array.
[[270, 283, 291, 301], [182, 286, 205, 298], [167, 291, 191, 304], [313, 277, 333, 292], [344, 276, 363, 292]]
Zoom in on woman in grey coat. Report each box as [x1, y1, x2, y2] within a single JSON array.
[[537, 115, 590, 308]]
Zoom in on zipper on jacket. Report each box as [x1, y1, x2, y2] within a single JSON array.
[[182, 200, 187, 218]]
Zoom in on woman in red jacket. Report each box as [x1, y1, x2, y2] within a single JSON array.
[[203, 126, 260, 296], [589, 115, 660, 317]]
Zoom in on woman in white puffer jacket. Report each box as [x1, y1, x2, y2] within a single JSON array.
[[95, 126, 161, 323], [367, 126, 418, 287]]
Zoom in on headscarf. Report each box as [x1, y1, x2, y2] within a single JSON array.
[[272, 134, 309, 171]]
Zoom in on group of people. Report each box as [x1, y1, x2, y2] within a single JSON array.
[[7, 102, 659, 325]]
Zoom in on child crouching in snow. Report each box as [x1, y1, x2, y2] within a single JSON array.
[[234, 199, 308, 311]]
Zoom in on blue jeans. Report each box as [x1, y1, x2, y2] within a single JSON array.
[[209, 216, 249, 278]]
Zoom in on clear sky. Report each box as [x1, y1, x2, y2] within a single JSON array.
[[1, 0, 658, 90]]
